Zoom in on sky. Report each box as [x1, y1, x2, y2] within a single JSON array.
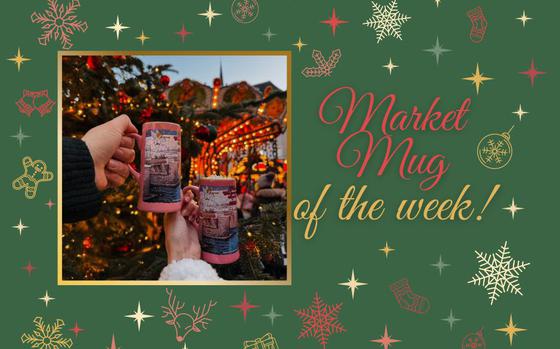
[[137, 55, 287, 90]]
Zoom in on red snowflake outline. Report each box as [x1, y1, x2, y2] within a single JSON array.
[[294, 292, 346, 349], [30, 0, 88, 49]]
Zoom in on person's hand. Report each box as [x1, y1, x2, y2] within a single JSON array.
[[82, 114, 138, 190], [163, 190, 201, 263]]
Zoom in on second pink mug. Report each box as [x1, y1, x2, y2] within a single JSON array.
[[129, 122, 182, 212]]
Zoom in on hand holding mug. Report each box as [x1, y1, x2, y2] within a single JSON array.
[[163, 189, 202, 263], [82, 114, 138, 190]]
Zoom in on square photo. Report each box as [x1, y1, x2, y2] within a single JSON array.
[[59, 52, 290, 284]]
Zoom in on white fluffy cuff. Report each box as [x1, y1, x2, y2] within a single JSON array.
[[159, 258, 223, 281]]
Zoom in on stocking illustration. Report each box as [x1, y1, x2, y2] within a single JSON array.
[[389, 278, 430, 314], [467, 6, 487, 43]]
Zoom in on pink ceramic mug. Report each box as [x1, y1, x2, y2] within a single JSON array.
[[128, 122, 182, 213]]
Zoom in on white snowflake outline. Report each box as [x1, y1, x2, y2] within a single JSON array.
[[30, 0, 88, 50], [363, 0, 411, 43], [468, 241, 530, 305]]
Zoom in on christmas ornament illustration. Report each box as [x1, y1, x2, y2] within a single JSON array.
[[12, 156, 54, 199], [16, 90, 55, 117], [477, 126, 514, 170], [30, 0, 88, 49], [302, 49, 342, 78], [295, 292, 346, 349], [161, 289, 217, 343], [462, 328, 486, 349], [466, 6, 487, 43], [363, 0, 411, 43], [389, 278, 430, 314], [231, 0, 259, 24], [468, 241, 530, 305], [21, 317, 73, 349], [243, 332, 279, 349]]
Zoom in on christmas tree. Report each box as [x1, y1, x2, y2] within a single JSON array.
[[62, 55, 288, 280]]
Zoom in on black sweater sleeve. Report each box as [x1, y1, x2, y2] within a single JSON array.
[[63, 138, 102, 223]]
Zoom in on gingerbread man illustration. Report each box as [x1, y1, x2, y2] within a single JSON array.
[[12, 156, 54, 199]]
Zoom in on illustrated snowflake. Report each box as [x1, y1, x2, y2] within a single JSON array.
[[21, 317, 73, 349], [231, 0, 259, 24], [363, 0, 411, 43], [30, 0, 88, 49], [294, 292, 346, 349], [481, 139, 508, 164], [468, 241, 530, 305]]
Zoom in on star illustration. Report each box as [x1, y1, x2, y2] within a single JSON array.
[[517, 11, 532, 27], [442, 309, 461, 330], [434, 0, 442, 7], [462, 64, 493, 94], [379, 241, 395, 258], [13, 218, 29, 236], [262, 305, 283, 326], [108, 335, 118, 349], [292, 37, 307, 52], [69, 321, 84, 337], [321, 8, 348, 36], [383, 58, 399, 75], [338, 269, 367, 299], [7, 48, 31, 71], [503, 198, 524, 220], [519, 59, 545, 87], [135, 30, 150, 45], [39, 290, 55, 307], [106, 16, 129, 40], [262, 27, 276, 42], [176, 24, 192, 42], [230, 290, 259, 321], [370, 325, 401, 349], [430, 255, 451, 276], [424, 37, 451, 65], [46, 199, 56, 209], [125, 302, 153, 331], [22, 261, 36, 276], [513, 105, 529, 121], [496, 314, 527, 345], [199, 3, 221, 27], [11, 125, 30, 147]]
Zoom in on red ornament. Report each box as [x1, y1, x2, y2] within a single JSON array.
[[140, 106, 153, 122], [159, 92, 167, 101], [115, 245, 130, 253], [213, 78, 222, 88], [82, 236, 93, 249], [160, 75, 171, 87], [245, 241, 256, 251], [194, 124, 217, 142], [86, 56, 102, 71]]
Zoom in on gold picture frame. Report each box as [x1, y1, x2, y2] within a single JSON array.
[[57, 51, 292, 286]]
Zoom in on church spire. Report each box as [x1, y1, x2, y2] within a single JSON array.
[[219, 58, 224, 83]]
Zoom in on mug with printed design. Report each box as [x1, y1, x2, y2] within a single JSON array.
[[128, 122, 183, 212]]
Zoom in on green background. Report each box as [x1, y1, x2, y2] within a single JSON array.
[[2, 0, 557, 348]]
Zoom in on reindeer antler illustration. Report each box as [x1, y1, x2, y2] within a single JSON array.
[[161, 288, 217, 342]]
